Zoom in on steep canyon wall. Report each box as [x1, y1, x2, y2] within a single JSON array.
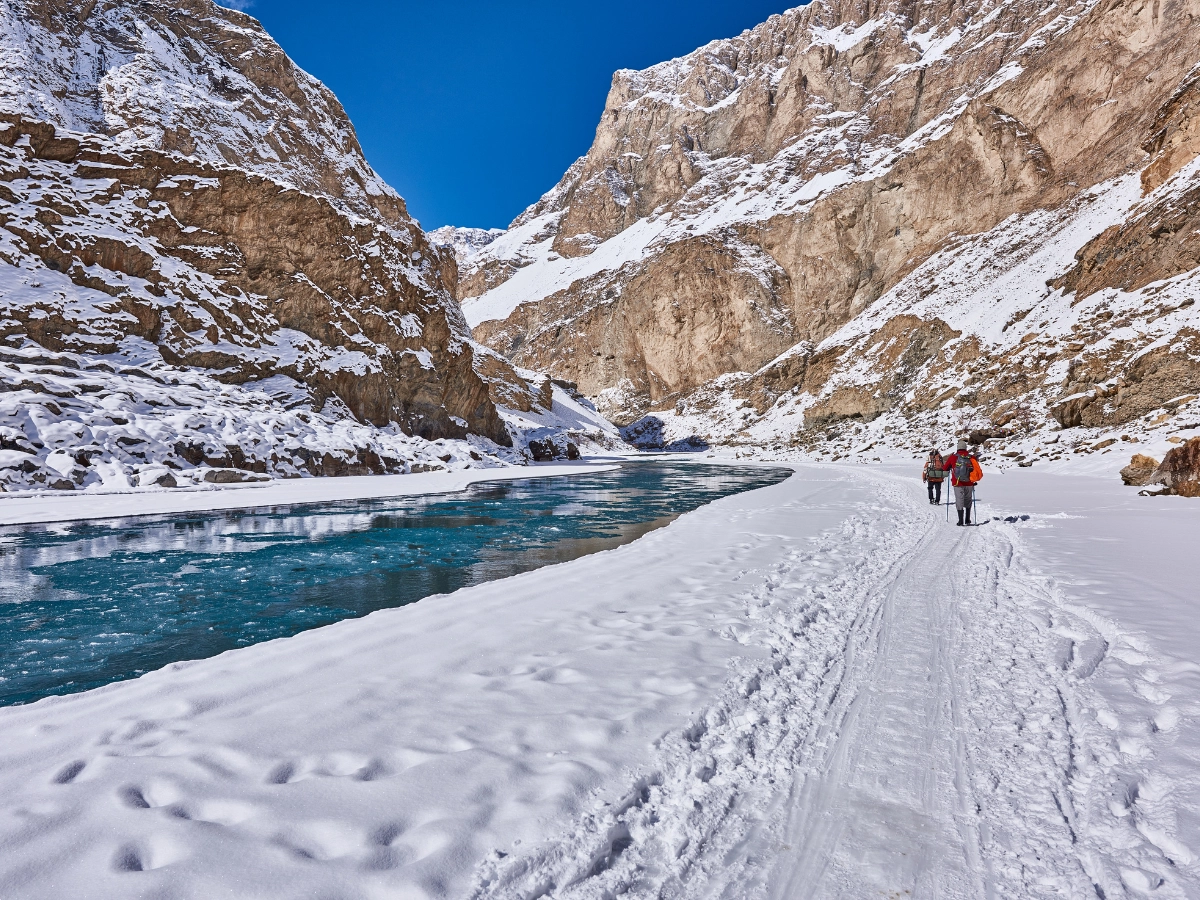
[[461, 0, 1200, 448]]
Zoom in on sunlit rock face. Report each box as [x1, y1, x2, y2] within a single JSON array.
[[0, 0, 535, 492], [1151, 437, 1200, 496], [460, 0, 1200, 446]]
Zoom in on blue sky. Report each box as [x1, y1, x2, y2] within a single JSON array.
[[231, 1, 795, 231]]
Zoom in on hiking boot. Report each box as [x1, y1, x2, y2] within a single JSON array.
[[957, 509, 964, 526]]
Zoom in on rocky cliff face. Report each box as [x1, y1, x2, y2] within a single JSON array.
[[0, 113, 507, 437], [0, 0, 611, 493], [0, 0, 406, 224], [461, 0, 1200, 460]]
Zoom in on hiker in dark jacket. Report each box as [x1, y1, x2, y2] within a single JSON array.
[[944, 439, 983, 526], [921, 450, 945, 504]]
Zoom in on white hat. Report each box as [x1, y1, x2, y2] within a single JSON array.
[[957, 439, 968, 450]]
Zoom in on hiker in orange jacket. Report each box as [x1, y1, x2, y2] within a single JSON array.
[[944, 438, 983, 526]]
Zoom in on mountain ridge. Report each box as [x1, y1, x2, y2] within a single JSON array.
[[0, 0, 620, 494], [0, 0, 407, 225], [458, 0, 1200, 462]]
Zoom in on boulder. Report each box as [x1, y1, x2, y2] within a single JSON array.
[[527, 439, 555, 462], [1120, 454, 1160, 486], [204, 469, 266, 484], [409, 463, 445, 474], [969, 428, 1013, 445], [1149, 438, 1200, 496]]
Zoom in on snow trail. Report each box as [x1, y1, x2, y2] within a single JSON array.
[[768, 522, 990, 899], [469, 474, 930, 898], [471, 469, 1187, 899]]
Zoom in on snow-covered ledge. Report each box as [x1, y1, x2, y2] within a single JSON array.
[[0, 460, 623, 527]]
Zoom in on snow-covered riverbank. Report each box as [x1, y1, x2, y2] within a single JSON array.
[[0, 459, 623, 526], [0, 464, 1195, 899]]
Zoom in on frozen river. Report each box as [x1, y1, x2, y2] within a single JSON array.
[[0, 462, 789, 706]]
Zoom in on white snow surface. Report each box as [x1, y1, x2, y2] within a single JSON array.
[[1, 463, 1196, 899], [0, 460, 620, 526]]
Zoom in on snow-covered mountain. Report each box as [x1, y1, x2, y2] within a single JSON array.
[[427, 225, 505, 268], [0, 0, 620, 494], [460, 0, 1200, 464], [0, 0, 405, 225]]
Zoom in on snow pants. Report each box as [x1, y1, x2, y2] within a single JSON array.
[[927, 479, 943, 503], [954, 484, 974, 511]]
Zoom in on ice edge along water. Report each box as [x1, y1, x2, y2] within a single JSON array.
[[0, 458, 624, 526]]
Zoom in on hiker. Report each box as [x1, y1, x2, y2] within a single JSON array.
[[944, 439, 983, 526], [921, 449, 945, 504]]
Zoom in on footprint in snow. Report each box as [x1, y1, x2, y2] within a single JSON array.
[[266, 761, 299, 785], [111, 835, 188, 873], [116, 778, 183, 810], [52, 759, 87, 784], [113, 845, 145, 873], [118, 786, 151, 809]]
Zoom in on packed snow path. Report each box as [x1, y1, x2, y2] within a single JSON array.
[[474, 471, 1192, 900], [0, 466, 1193, 899], [770, 522, 991, 899]]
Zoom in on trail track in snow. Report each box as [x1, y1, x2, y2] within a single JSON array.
[[470, 469, 1189, 900]]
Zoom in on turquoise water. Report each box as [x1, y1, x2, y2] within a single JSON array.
[[0, 462, 789, 706]]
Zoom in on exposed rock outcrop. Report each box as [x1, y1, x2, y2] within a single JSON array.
[[1054, 180, 1200, 301], [0, 0, 408, 225], [1121, 454, 1161, 487], [1151, 438, 1200, 496], [0, 0, 623, 492], [0, 114, 508, 444], [473, 233, 798, 424], [458, 0, 1200, 449]]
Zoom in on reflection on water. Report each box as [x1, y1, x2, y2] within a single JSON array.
[[0, 462, 790, 706]]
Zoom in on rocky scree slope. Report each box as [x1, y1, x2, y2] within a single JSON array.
[[0, 0, 604, 494], [460, 0, 1200, 467]]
